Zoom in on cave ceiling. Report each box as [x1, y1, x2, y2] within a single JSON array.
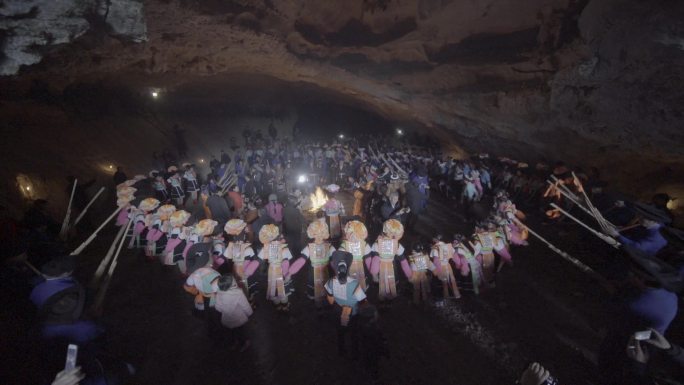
[[1, 0, 684, 175]]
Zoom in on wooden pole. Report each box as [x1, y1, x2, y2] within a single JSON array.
[[550, 203, 620, 248], [72, 186, 105, 226], [70, 207, 122, 256], [60, 179, 78, 239]]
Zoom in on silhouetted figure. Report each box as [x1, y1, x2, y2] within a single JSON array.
[[113, 166, 127, 185], [173, 124, 188, 158]]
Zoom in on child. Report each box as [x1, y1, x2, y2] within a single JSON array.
[[215, 275, 253, 352]]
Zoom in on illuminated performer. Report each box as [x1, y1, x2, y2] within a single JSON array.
[[323, 184, 345, 239], [370, 219, 407, 305], [339, 220, 373, 291], [430, 234, 461, 299], [115, 184, 136, 227], [129, 197, 159, 249], [404, 242, 435, 304], [181, 219, 218, 275], [166, 166, 185, 206], [470, 222, 499, 287], [453, 234, 482, 295], [183, 264, 220, 312], [223, 219, 259, 296], [257, 224, 294, 312], [495, 191, 528, 246], [289, 221, 335, 307], [145, 204, 175, 259], [162, 209, 191, 266], [182, 163, 200, 204]]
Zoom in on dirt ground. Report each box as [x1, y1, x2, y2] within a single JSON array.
[[3, 191, 682, 385]]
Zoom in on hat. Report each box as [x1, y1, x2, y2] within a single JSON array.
[[623, 244, 684, 293], [382, 219, 404, 240], [169, 210, 191, 227], [167, 166, 178, 173], [149, 170, 160, 178], [139, 198, 160, 212], [259, 224, 280, 244], [326, 184, 340, 193], [116, 194, 134, 208], [225, 219, 247, 235], [133, 174, 146, 181], [41, 255, 75, 277], [629, 202, 672, 224], [213, 243, 225, 254], [344, 220, 368, 242], [156, 204, 176, 221], [307, 220, 330, 240], [330, 250, 353, 273], [116, 186, 137, 197], [182, 162, 193, 168], [195, 219, 218, 236]]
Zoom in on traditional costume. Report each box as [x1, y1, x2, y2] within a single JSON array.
[[404, 243, 435, 304], [182, 163, 200, 204], [223, 219, 259, 297], [430, 236, 461, 299], [339, 220, 372, 291], [291, 221, 335, 307], [163, 210, 191, 266], [183, 266, 220, 311], [145, 204, 175, 259], [130, 198, 160, 249], [167, 166, 185, 206], [453, 235, 483, 295], [471, 224, 499, 287], [183, 219, 218, 276], [257, 224, 293, 311], [370, 219, 407, 303], [323, 184, 345, 239], [150, 171, 169, 202]]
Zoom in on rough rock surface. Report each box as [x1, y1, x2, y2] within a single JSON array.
[[1, 0, 683, 210]]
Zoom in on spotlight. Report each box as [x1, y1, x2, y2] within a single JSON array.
[[109, 165, 113, 169], [396, 128, 403, 135], [25, 186, 31, 191], [199, 158, 205, 163], [297, 175, 307, 184], [151, 91, 159, 98], [338, 134, 344, 139]]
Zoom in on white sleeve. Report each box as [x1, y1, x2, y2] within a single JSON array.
[[328, 245, 336, 257], [371, 242, 378, 253], [184, 275, 195, 287], [397, 244, 405, 256], [353, 284, 367, 301], [257, 248, 265, 261], [300, 246, 309, 257], [245, 247, 255, 258], [364, 244, 372, 255], [324, 279, 334, 295], [282, 248, 293, 260], [430, 248, 437, 258]]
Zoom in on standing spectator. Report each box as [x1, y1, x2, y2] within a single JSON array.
[[228, 185, 244, 217], [214, 275, 253, 352], [113, 166, 127, 185]]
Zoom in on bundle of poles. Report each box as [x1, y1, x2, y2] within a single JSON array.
[[58, 179, 107, 241], [368, 143, 409, 178], [546, 173, 621, 248]]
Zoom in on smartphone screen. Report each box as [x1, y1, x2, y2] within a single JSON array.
[[634, 330, 652, 341], [65, 344, 78, 371]]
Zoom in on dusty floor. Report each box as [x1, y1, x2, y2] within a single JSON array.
[[4, 191, 682, 385]]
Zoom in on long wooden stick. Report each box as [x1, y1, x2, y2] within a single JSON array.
[[92, 217, 133, 313], [572, 172, 610, 232], [70, 207, 122, 256], [73, 187, 105, 226], [551, 203, 620, 248], [60, 179, 78, 239], [513, 218, 606, 283], [89, 221, 128, 289], [24, 260, 43, 277]]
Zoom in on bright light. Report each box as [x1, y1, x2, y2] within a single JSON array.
[[199, 159, 205, 163], [309, 187, 328, 212], [338, 134, 344, 139], [297, 175, 307, 184], [25, 186, 31, 191], [109, 165, 113, 169], [667, 199, 678, 210], [396, 128, 403, 135]]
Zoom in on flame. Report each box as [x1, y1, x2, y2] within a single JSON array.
[[309, 187, 328, 213]]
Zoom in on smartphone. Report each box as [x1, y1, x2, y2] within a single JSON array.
[[65, 344, 78, 371], [634, 330, 653, 341]]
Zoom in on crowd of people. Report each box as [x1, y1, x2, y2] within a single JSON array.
[[4, 131, 684, 385]]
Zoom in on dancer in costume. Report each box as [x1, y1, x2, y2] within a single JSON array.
[[290, 221, 335, 307], [182, 163, 200, 204], [163, 210, 190, 266], [130, 197, 160, 249], [167, 166, 185, 206], [323, 184, 345, 239], [453, 234, 482, 295], [471, 223, 498, 287], [404, 242, 435, 304], [339, 220, 372, 291], [257, 224, 294, 312], [370, 219, 407, 305], [430, 234, 461, 299], [223, 219, 259, 298], [145, 204, 175, 259]]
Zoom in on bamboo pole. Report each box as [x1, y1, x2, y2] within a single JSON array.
[[60, 179, 78, 239], [70, 207, 122, 256], [73, 187, 105, 226], [550, 203, 620, 248], [92, 217, 133, 314], [89, 221, 128, 289], [513, 218, 606, 283]]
